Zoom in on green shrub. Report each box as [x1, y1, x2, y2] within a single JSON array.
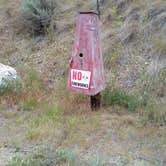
[[21, 0, 56, 34], [103, 87, 140, 112]]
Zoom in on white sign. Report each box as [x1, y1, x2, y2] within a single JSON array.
[[71, 69, 91, 89]]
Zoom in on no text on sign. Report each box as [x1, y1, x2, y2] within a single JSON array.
[[71, 69, 91, 89]]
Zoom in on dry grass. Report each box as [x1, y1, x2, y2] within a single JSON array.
[[0, 0, 166, 165], [153, 34, 166, 53], [1, 102, 166, 165]]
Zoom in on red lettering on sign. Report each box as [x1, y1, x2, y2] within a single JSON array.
[[72, 71, 77, 80], [77, 72, 82, 80], [72, 71, 82, 80]]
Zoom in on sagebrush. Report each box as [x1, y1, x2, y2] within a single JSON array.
[[22, 0, 56, 33]]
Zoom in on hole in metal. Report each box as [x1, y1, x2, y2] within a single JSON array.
[[79, 53, 84, 58]]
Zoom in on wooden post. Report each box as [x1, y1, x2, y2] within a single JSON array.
[[90, 93, 101, 110]]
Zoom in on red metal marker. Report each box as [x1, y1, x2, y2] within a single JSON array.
[[68, 12, 105, 109]]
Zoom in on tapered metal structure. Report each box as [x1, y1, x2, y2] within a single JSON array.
[[68, 12, 105, 96]]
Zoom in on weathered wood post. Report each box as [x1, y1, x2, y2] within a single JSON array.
[[68, 2, 105, 110]]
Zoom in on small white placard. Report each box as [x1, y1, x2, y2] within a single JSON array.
[[71, 69, 91, 89]]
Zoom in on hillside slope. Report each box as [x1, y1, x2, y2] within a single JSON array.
[[0, 0, 166, 165], [0, 0, 165, 94]]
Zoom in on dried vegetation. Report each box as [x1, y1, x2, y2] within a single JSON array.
[[0, 0, 166, 165]]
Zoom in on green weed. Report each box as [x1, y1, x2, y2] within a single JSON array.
[[103, 87, 140, 112], [25, 103, 63, 141], [7, 147, 111, 166], [15, 68, 47, 111], [21, 97, 38, 111]]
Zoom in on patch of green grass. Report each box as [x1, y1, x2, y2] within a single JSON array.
[[25, 103, 64, 141], [21, 97, 38, 111], [30, 104, 62, 127], [18, 68, 47, 111], [7, 147, 110, 166], [7, 148, 76, 166], [38, 103, 64, 124], [103, 87, 140, 112], [62, 115, 100, 147]]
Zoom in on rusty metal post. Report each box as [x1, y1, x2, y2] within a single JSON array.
[[97, 0, 100, 19]]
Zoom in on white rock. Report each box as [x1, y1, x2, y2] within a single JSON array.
[[0, 63, 17, 85]]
